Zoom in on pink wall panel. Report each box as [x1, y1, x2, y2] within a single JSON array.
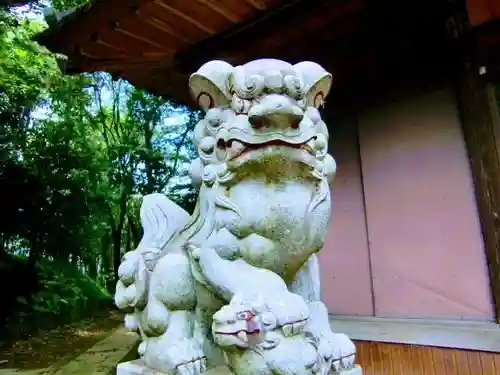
[[320, 117, 374, 316], [357, 89, 495, 320]]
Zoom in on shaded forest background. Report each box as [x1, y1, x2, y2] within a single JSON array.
[[0, 0, 200, 340]]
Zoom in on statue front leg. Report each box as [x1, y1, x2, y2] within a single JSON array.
[[141, 252, 208, 375], [289, 254, 356, 371], [194, 280, 227, 368]]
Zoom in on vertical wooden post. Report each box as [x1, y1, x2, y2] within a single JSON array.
[[456, 64, 500, 322]]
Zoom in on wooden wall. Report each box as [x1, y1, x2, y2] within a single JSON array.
[[320, 116, 374, 316], [356, 88, 493, 320], [355, 341, 500, 375], [321, 87, 495, 320]]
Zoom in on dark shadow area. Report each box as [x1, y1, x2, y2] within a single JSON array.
[[0, 308, 123, 370]]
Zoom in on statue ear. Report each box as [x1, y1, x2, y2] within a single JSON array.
[[230, 292, 245, 306], [189, 60, 233, 112], [249, 297, 266, 314], [293, 61, 333, 109], [305, 74, 332, 109]]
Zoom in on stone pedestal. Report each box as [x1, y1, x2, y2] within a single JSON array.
[[332, 365, 363, 375], [117, 360, 363, 375], [117, 360, 233, 375]]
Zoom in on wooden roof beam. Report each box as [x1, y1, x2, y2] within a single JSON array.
[[153, 0, 216, 34], [137, 2, 211, 42], [233, 0, 365, 64], [36, 0, 144, 55], [243, 0, 268, 11], [174, 0, 349, 73], [196, 0, 242, 23], [115, 28, 173, 52], [137, 13, 194, 44]]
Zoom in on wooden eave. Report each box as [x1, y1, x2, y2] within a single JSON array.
[[466, 0, 500, 83], [34, 0, 500, 107], [34, 0, 283, 103], [467, 0, 500, 26]]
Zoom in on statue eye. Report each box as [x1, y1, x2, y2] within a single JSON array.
[[199, 136, 216, 154], [283, 74, 303, 100], [231, 95, 252, 114], [205, 108, 222, 129], [237, 311, 254, 321]]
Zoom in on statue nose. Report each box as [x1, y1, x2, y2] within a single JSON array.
[[248, 96, 303, 129]]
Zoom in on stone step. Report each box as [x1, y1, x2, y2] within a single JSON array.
[[53, 328, 139, 375], [117, 360, 363, 375]]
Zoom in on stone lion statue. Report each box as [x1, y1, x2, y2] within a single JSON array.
[[114, 59, 360, 375]]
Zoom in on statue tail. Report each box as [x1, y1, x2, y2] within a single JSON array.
[[114, 193, 191, 333], [138, 193, 190, 256]]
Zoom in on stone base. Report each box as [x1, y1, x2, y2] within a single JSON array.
[[332, 365, 363, 375], [116, 360, 234, 375], [117, 360, 363, 375]]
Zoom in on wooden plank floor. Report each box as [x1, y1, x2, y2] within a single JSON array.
[[354, 341, 500, 375]]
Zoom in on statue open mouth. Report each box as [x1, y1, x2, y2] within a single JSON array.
[[218, 136, 317, 161], [215, 329, 261, 337], [214, 328, 262, 346], [237, 138, 314, 153]]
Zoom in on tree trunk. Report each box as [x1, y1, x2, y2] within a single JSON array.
[[100, 234, 110, 273], [125, 225, 132, 253], [88, 257, 97, 279], [127, 212, 140, 246], [112, 228, 122, 285], [144, 124, 155, 194], [100, 233, 112, 291], [111, 191, 128, 284], [27, 235, 40, 267]]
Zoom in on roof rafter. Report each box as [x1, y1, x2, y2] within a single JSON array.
[[174, 0, 350, 73]]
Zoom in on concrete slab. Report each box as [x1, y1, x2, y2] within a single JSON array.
[[52, 327, 139, 375], [332, 365, 363, 375]]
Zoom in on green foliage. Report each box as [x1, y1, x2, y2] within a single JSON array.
[[50, 0, 89, 12], [0, 2, 200, 333], [31, 258, 110, 316], [9, 255, 112, 338]]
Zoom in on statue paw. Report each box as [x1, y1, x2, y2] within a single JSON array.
[[332, 353, 356, 372], [167, 339, 207, 375], [281, 319, 308, 337], [124, 313, 139, 331], [319, 333, 356, 371], [144, 337, 207, 375], [176, 357, 207, 375]]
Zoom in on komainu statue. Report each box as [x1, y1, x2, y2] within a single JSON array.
[[115, 59, 362, 375]]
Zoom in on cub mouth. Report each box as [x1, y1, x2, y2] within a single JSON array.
[[215, 329, 261, 336], [214, 329, 261, 344]]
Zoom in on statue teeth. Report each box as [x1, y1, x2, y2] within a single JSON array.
[[293, 321, 307, 335], [237, 331, 248, 342], [301, 144, 313, 153], [281, 324, 294, 337]]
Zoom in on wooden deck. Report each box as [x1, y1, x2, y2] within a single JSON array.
[[355, 341, 500, 375]]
